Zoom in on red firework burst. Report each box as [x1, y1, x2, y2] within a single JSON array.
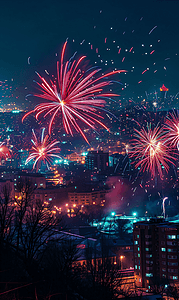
[[164, 111, 179, 150], [22, 41, 125, 144], [25, 128, 61, 170], [0, 142, 11, 161], [129, 124, 175, 179]]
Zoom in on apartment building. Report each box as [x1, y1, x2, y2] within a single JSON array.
[[133, 218, 179, 288], [68, 190, 106, 206]]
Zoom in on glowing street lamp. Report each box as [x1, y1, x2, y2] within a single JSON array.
[[120, 255, 125, 269]]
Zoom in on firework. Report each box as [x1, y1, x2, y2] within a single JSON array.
[[162, 197, 168, 219], [164, 111, 179, 150], [0, 142, 11, 161], [22, 41, 125, 144], [130, 124, 175, 179], [25, 128, 61, 170]]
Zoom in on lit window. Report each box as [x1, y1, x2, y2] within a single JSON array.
[[134, 241, 138, 245], [138, 247, 140, 251], [169, 276, 178, 280], [161, 248, 166, 252], [146, 273, 153, 277], [167, 235, 176, 239], [138, 254, 140, 257], [145, 248, 149, 251], [135, 265, 137, 269], [137, 235, 139, 238], [168, 249, 177, 252]]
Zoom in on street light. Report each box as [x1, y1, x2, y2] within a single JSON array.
[[120, 255, 125, 269]]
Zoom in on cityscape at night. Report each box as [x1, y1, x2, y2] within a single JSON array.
[[1, 0, 179, 299]]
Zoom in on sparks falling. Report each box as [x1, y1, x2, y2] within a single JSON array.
[[25, 128, 61, 170], [22, 41, 125, 144], [130, 124, 175, 179], [164, 111, 179, 150]]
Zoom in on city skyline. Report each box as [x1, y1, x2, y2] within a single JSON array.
[[1, 1, 179, 298]]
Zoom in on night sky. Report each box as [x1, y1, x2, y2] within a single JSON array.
[[1, 0, 179, 105]]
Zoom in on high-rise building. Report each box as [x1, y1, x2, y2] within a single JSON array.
[[85, 151, 109, 172], [133, 218, 179, 288]]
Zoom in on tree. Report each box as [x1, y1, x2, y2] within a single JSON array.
[[0, 179, 64, 299], [0, 183, 15, 247], [14, 178, 36, 253], [40, 239, 80, 299], [13, 198, 62, 279], [166, 284, 179, 300]]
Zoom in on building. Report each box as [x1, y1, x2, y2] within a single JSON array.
[[133, 218, 179, 288], [17, 149, 30, 169], [65, 152, 85, 164], [85, 150, 109, 172], [68, 189, 106, 206]]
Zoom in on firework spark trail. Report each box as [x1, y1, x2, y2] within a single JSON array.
[[164, 111, 179, 150], [142, 69, 147, 74], [129, 124, 175, 179], [162, 197, 168, 219], [22, 41, 125, 144], [129, 47, 133, 52], [149, 25, 157, 35], [25, 128, 61, 170]]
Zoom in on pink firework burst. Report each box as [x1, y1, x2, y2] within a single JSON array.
[[0, 142, 11, 161], [22, 41, 125, 144], [129, 124, 175, 179], [25, 128, 61, 170], [164, 111, 179, 150]]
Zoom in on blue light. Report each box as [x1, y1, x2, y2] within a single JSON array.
[[12, 110, 20, 113], [111, 212, 115, 216], [133, 212, 137, 217], [82, 152, 88, 156]]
